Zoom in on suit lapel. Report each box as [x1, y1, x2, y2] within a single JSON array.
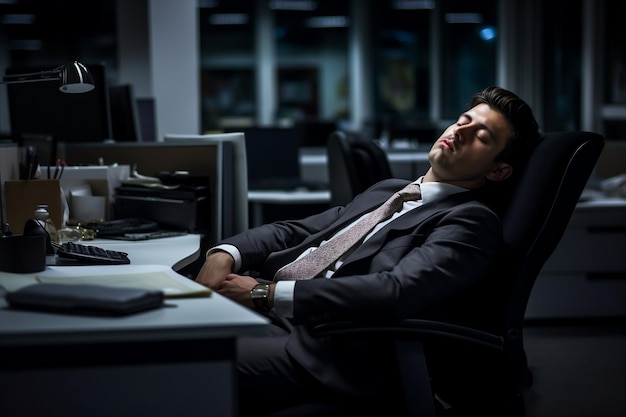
[[263, 187, 396, 276], [264, 183, 476, 277], [339, 191, 476, 268]]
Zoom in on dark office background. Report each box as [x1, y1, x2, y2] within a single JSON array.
[[0, 0, 625, 143], [0, 1, 625, 416]]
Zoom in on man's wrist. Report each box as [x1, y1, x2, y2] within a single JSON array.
[[205, 250, 233, 271], [250, 283, 275, 311], [206, 244, 241, 272]]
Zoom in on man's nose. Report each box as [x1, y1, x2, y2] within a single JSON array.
[[452, 125, 467, 142]]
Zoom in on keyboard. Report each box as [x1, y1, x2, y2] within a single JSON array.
[[84, 218, 159, 237], [56, 242, 131, 265]]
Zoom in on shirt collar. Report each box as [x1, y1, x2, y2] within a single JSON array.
[[413, 176, 467, 204]]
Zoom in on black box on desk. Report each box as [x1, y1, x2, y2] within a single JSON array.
[[113, 184, 210, 233]]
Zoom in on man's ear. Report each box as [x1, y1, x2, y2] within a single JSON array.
[[486, 162, 513, 182]]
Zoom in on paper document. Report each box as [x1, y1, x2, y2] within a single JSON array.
[[36, 268, 211, 298]]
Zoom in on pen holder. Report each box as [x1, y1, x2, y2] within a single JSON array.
[[0, 234, 46, 273], [4, 180, 64, 235]]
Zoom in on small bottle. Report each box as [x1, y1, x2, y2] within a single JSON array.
[[34, 204, 58, 243]]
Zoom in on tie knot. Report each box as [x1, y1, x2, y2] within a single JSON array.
[[398, 183, 421, 202]]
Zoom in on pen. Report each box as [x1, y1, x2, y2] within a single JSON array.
[[53, 158, 61, 180], [58, 161, 66, 179]]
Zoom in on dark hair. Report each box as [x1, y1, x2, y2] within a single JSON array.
[[470, 86, 540, 214], [470, 86, 540, 172]]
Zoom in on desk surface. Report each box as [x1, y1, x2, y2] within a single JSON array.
[[248, 189, 331, 204], [90, 233, 201, 270], [0, 234, 269, 346]]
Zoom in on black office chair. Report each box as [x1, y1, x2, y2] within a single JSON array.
[[269, 131, 605, 417], [327, 130, 394, 207]]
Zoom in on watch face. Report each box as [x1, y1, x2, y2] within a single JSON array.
[[251, 286, 268, 298], [251, 285, 270, 311]]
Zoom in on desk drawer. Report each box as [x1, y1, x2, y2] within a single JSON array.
[[526, 272, 626, 319]]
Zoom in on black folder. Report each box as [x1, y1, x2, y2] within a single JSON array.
[[6, 283, 164, 316]]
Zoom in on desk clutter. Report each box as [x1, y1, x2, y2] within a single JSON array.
[[3, 163, 208, 240], [113, 172, 211, 234], [1, 164, 196, 272]]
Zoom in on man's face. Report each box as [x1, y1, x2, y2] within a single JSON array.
[[428, 103, 513, 187]]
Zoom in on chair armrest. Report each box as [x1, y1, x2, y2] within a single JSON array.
[[311, 319, 504, 352]]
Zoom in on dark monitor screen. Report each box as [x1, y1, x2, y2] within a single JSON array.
[[228, 127, 302, 190], [136, 97, 156, 142], [294, 120, 337, 148], [5, 63, 112, 144], [108, 84, 140, 142]]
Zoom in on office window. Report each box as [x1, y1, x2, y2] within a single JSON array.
[[440, 0, 498, 119], [199, 0, 256, 131], [371, 1, 432, 141], [274, 0, 349, 124], [541, 0, 582, 132]]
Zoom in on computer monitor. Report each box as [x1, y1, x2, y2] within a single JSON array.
[[294, 120, 337, 148], [108, 84, 141, 142], [5, 63, 112, 144], [136, 97, 157, 142], [229, 127, 302, 191]]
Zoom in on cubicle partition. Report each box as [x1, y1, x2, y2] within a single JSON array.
[[60, 141, 235, 245]]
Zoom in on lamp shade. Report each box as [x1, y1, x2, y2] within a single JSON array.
[[2, 61, 95, 94], [59, 61, 95, 93]]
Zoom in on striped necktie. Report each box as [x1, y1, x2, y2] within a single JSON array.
[[273, 183, 421, 280]]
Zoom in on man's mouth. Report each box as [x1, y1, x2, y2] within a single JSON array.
[[442, 138, 455, 151]]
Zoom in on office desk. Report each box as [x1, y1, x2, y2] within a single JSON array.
[[526, 198, 626, 319], [91, 233, 201, 272], [0, 235, 269, 417], [300, 146, 430, 183], [248, 189, 331, 227]]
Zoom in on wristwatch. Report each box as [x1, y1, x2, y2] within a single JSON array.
[[250, 284, 272, 311]]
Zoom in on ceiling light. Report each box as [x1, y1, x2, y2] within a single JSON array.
[[209, 13, 249, 25], [305, 16, 349, 28], [445, 13, 483, 24], [392, 0, 435, 10], [269, 0, 317, 11]]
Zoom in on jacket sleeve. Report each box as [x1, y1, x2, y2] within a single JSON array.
[[291, 201, 503, 325], [221, 205, 343, 273], [221, 179, 411, 276]]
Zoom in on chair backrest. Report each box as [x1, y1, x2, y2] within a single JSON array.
[[452, 131, 605, 378], [419, 131, 605, 413], [501, 131, 604, 327], [327, 130, 393, 206], [163, 132, 249, 238]]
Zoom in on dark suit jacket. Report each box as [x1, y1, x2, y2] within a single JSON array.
[[223, 178, 503, 402]]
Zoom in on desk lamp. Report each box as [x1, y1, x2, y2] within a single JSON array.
[[0, 61, 94, 241], [1, 61, 95, 93], [0, 58, 95, 194]]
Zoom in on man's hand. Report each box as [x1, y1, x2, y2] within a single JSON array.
[[195, 250, 234, 289], [217, 273, 265, 308]]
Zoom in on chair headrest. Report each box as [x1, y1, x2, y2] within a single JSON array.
[[501, 131, 604, 252]]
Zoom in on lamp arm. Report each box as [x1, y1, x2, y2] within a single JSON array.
[[2, 66, 64, 83], [2, 62, 94, 93]]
